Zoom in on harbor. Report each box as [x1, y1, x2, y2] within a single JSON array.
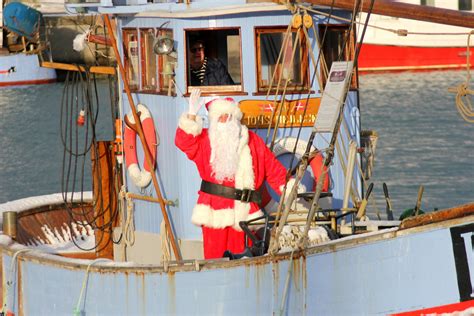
[[0, 0, 473, 314]]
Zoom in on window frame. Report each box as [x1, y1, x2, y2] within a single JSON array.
[[122, 27, 176, 96], [254, 26, 310, 95], [122, 28, 140, 92], [318, 23, 357, 90], [184, 27, 245, 96], [459, 0, 472, 11]]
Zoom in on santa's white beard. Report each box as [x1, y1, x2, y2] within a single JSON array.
[[208, 117, 241, 182]]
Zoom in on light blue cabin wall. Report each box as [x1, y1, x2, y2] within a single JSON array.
[[117, 10, 361, 240]]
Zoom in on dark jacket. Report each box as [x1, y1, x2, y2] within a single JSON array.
[[190, 58, 235, 86]]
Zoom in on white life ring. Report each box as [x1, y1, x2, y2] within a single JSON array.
[[262, 137, 330, 212], [123, 103, 158, 188]]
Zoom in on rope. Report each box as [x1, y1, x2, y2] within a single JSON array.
[[448, 31, 474, 123], [124, 192, 136, 247], [160, 219, 171, 262], [73, 258, 111, 316], [303, 6, 472, 37], [278, 250, 295, 316], [2, 249, 33, 314]]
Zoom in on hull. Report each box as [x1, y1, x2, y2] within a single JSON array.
[[0, 53, 56, 86], [359, 4, 474, 73], [358, 44, 474, 73], [0, 196, 473, 315]]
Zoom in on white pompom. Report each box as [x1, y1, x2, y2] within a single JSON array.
[[73, 32, 88, 52]]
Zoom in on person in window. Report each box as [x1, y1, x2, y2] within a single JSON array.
[[189, 39, 234, 86], [175, 89, 305, 259]]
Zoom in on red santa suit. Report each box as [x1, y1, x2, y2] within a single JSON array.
[[175, 99, 289, 259]]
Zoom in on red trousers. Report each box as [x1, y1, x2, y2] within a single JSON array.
[[202, 226, 246, 259]]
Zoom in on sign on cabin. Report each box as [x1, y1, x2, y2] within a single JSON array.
[[239, 97, 321, 129], [314, 61, 353, 132]]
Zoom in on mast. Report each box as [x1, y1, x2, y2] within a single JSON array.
[[300, 0, 474, 28]]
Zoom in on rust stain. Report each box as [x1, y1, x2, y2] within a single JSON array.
[[0, 249, 3, 308], [138, 272, 146, 315], [272, 260, 280, 310], [18, 259, 22, 316], [302, 255, 307, 312], [167, 272, 176, 315]]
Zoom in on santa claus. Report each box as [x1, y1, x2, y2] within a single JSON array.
[[175, 89, 302, 259]]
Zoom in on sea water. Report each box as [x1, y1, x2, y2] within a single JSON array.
[[0, 71, 473, 218]]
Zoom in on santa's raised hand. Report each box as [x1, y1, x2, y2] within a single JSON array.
[[188, 88, 203, 116]]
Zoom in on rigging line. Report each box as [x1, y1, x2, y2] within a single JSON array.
[[280, 8, 336, 184], [269, 27, 303, 152], [263, 23, 294, 145], [269, 11, 334, 249], [271, 3, 338, 246], [304, 6, 472, 37], [336, 0, 361, 62], [296, 0, 376, 250]]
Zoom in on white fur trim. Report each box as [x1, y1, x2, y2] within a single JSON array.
[[234, 126, 253, 190], [233, 201, 251, 231], [280, 178, 307, 196], [208, 99, 243, 121], [280, 178, 307, 209], [191, 204, 235, 229], [178, 113, 203, 136]]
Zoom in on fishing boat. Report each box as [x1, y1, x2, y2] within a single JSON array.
[[0, 2, 56, 86], [0, 1, 473, 315], [358, 0, 474, 73]]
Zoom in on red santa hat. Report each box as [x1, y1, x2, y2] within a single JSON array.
[[204, 97, 243, 121]]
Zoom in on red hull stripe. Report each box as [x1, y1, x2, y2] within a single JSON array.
[[358, 44, 474, 72], [391, 299, 474, 315], [0, 78, 56, 87]]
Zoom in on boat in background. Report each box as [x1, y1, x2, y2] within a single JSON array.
[[358, 0, 474, 73], [0, 1, 472, 315], [0, 2, 56, 86]]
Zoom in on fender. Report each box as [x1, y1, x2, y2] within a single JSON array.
[[123, 103, 158, 188], [261, 137, 330, 212]]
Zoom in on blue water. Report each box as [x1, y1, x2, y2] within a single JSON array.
[[0, 71, 473, 218]]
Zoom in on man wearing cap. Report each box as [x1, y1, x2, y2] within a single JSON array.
[[189, 39, 234, 86], [175, 89, 304, 259]]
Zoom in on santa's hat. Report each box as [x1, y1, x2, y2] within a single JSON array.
[[204, 97, 242, 121]]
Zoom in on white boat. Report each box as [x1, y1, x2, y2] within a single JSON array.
[[0, 2, 56, 86], [0, 1, 472, 315], [358, 0, 474, 72]]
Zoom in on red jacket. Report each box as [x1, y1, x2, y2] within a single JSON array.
[[175, 114, 287, 231]]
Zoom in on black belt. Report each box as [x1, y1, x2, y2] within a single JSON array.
[[200, 180, 262, 205]]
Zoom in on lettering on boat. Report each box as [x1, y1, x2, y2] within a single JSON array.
[[450, 223, 474, 301], [239, 98, 321, 129]]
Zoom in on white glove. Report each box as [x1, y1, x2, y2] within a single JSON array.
[[188, 88, 203, 115]]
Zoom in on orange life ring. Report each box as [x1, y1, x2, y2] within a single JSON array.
[[261, 137, 330, 212], [124, 103, 158, 188]]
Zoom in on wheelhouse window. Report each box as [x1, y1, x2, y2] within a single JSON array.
[[123, 29, 139, 91], [255, 26, 309, 94], [459, 0, 472, 11], [420, 0, 435, 6], [319, 24, 356, 89], [185, 28, 242, 94], [123, 28, 176, 95]]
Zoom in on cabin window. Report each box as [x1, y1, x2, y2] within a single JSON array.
[[255, 26, 309, 94], [318, 24, 356, 89], [139, 28, 175, 95], [420, 0, 435, 6], [185, 28, 243, 95], [123, 28, 176, 95], [459, 0, 472, 10], [123, 29, 140, 91]]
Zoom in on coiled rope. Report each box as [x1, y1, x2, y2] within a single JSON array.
[[448, 30, 474, 123]]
